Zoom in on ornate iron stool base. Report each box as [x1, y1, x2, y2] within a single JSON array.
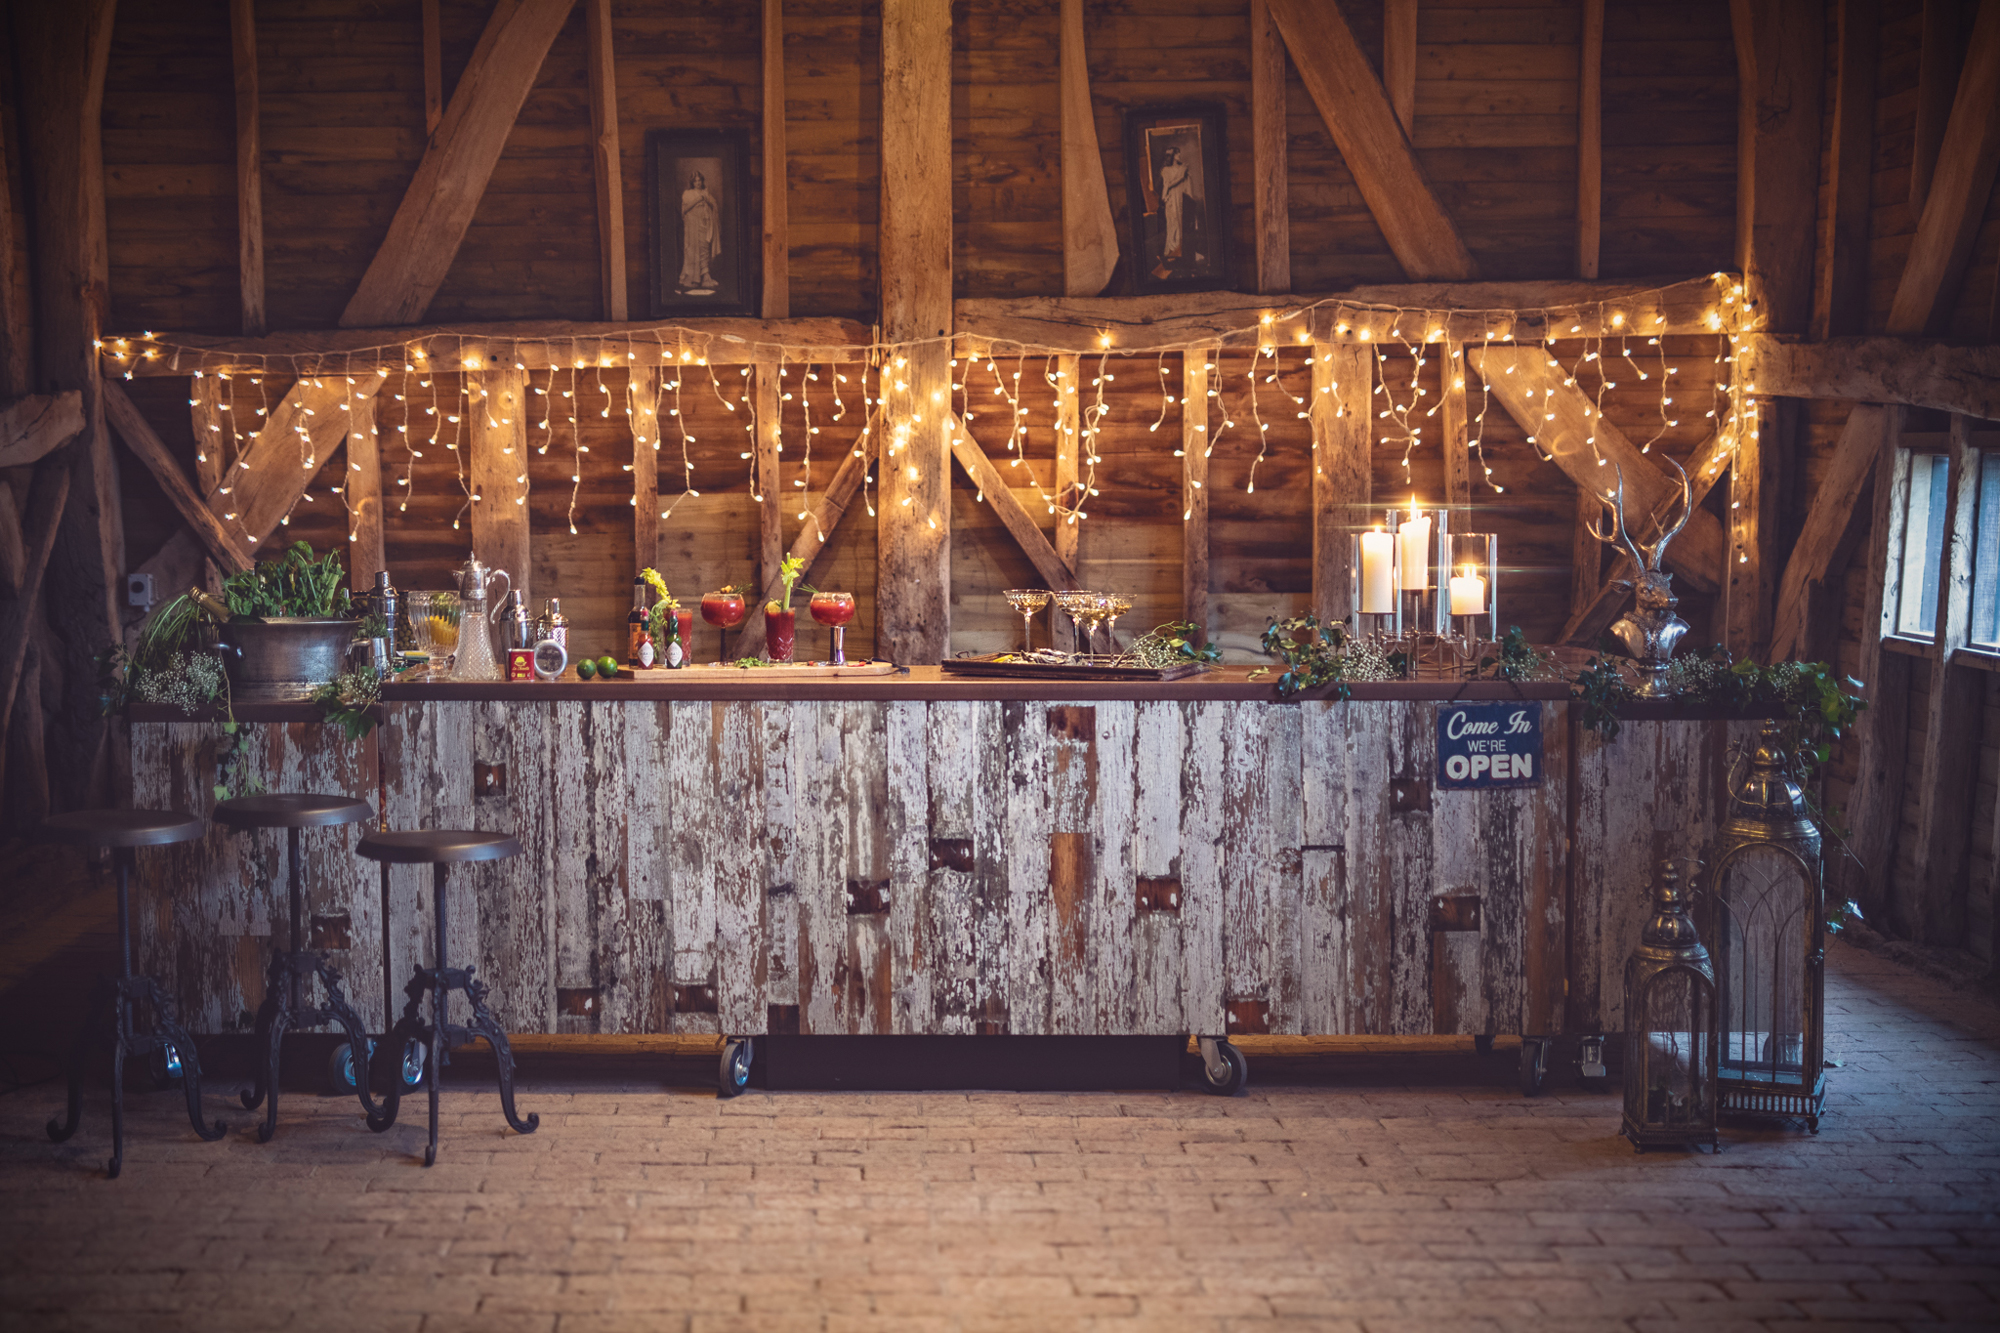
[[213, 794, 383, 1141], [358, 832, 538, 1166], [40, 812, 227, 1178]]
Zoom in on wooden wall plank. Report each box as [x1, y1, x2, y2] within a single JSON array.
[[926, 698, 1004, 1033], [230, 0, 265, 337], [630, 364, 660, 575], [1311, 343, 1371, 625], [1577, 0, 1603, 279], [102, 381, 251, 575], [1003, 699, 1053, 1033], [1912, 0, 1966, 216], [762, 0, 789, 320], [1724, 395, 1785, 660], [339, 0, 577, 328], [794, 700, 844, 1035], [1383, 0, 1417, 136], [1088, 700, 1138, 1033], [1441, 341, 1470, 508], [344, 393, 385, 589], [1131, 699, 1188, 1033], [1265, 0, 1477, 280], [422, 0, 443, 137], [1770, 403, 1886, 663], [666, 699, 720, 1033], [584, 0, 628, 323], [1887, 1, 2000, 335], [1250, 0, 1290, 293], [1731, 0, 1824, 334], [1814, 0, 1879, 340], [876, 0, 953, 665], [949, 418, 1078, 592], [1177, 699, 1226, 1034], [470, 366, 531, 608], [716, 700, 767, 1033], [1059, 0, 1117, 297], [836, 699, 893, 1033], [1181, 353, 1210, 641], [1840, 412, 1910, 925], [1298, 700, 1349, 1035]]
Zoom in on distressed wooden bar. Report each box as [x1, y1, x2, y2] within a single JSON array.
[[130, 679, 1756, 1047]]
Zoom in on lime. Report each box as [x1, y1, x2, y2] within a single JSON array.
[[576, 659, 595, 681], [597, 655, 619, 679]]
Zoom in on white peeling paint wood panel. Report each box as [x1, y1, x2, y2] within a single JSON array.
[[284, 718, 381, 1034], [1004, 700, 1055, 1035], [550, 700, 596, 1032], [1177, 699, 1228, 1033], [836, 700, 893, 1033], [1341, 703, 1397, 1034], [925, 698, 1005, 1035], [1132, 699, 1188, 1034], [1386, 700, 1438, 1035], [885, 699, 930, 1033], [761, 700, 800, 1014], [616, 700, 669, 1032], [1088, 700, 1138, 1034], [473, 700, 555, 1032], [1222, 700, 1306, 1034], [664, 700, 718, 1034], [1046, 701, 1099, 1035], [715, 700, 767, 1034], [1298, 699, 1352, 1036], [795, 700, 846, 1034]]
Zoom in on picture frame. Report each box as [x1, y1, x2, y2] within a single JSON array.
[[647, 128, 756, 318], [1122, 103, 1230, 295]]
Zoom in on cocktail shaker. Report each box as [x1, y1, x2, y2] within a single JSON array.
[[498, 590, 535, 653]]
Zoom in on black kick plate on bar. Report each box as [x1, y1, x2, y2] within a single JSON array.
[[759, 1034, 1186, 1091]]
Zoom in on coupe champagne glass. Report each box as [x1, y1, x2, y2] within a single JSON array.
[[1002, 589, 1052, 653], [1100, 593, 1133, 653], [1053, 590, 1094, 656]]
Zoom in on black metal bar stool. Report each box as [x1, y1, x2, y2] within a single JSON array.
[[42, 810, 227, 1178], [357, 829, 539, 1166], [212, 793, 380, 1141]]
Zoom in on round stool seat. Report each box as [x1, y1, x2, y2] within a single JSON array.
[[40, 809, 205, 849], [214, 793, 374, 831], [358, 829, 522, 865]]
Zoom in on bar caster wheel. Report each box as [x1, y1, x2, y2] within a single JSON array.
[[338, 1038, 425, 1094], [1519, 1037, 1548, 1097], [1577, 1034, 1610, 1092], [1197, 1037, 1247, 1097], [718, 1037, 753, 1099], [149, 1042, 185, 1089]]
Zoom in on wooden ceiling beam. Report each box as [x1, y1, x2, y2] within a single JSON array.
[[1250, 0, 1289, 294], [1471, 344, 1725, 594], [585, 0, 628, 323], [1738, 333, 2000, 419], [0, 391, 84, 468], [340, 0, 577, 328], [1577, 0, 1603, 279], [102, 382, 252, 575], [1888, 0, 2000, 335], [1264, 0, 1476, 281], [1060, 0, 1117, 297], [761, 0, 789, 319], [230, 0, 265, 337], [1769, 403, 1888, 663]]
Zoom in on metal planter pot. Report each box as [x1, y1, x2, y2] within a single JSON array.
[[216, 618, 355, 701]]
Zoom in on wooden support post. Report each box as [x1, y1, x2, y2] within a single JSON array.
[[1265, 0, 1476, 280], [1815, 0, 1879, 340], [761, 0, 789, 319], [631, 365, 660, 574], [102, 383, 252, 576], [1732, 0, 1825, 335], [1770, 403, 1887, 663], [230, 0, 265, 337], [1059, 0, 1117, 297], [0, 457, 71, 785], [1054, 353, 1080, 573], [1913, 0, 1965, 215], [1470, 345, 1725, 592], [422, 0, 443, 137], [1570, 483, 1608, 634], [1723, 395, 1787, 660], [585, 0, 628, 323], [1910, 414, 1981, 944], [1739, 333, 2000, 419], [877, 0, 953, 665], [1888, 0, 2000, 334], [949, 418, 1077, 594], [0, 392, 84, 468], [341, 0, 577, 327], [1577, 0, 1603, 279], [0, 101, 29, 398], [749, 362, 784, 640], [0, 485, 22, 596], [1440, 342, 1470, 509], [1841, 409, 1909, 925], [1382, 0, 1416, 136], [1311, 343, 1371, 626], [190, 370, 227, 590], [470, 367, 532, 608], [1181, 352, 1210, 643], [345, 394, 385, 591], [1250, 0, 1290, 294], [16, 0, 121, 810]]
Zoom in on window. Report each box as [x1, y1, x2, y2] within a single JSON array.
[[1973, 453, 2000, 648], [1893, 452, 1950, 639]]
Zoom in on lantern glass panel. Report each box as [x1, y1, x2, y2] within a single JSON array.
[[1636, 967, 1714, 1132], [1716, 844, 1810, 1087]]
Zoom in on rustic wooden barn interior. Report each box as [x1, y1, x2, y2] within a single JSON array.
[[2, 1, 1999, 1329]]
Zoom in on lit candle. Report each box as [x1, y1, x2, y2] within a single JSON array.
[[1398, 501, 1432, 590], [1449, 564, 1488, 617], [1360, 527, 1395, 614]]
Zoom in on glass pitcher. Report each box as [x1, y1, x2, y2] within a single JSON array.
[[449, 555, 511, 682]]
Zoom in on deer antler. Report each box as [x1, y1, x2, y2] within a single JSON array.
[[1635, 454, 1694, 571], [1585, 465, 1646, 572]]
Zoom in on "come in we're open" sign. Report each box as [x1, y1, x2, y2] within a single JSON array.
[[1435, 702, 1544, 789]]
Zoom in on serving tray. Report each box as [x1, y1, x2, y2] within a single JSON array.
[[939, 654, 1212, 683]]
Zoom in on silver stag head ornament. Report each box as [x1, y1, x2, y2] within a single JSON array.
[[1588, 457, 1692, 697]]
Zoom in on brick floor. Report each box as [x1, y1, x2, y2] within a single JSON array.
[[1, 939, 1995, 1332]]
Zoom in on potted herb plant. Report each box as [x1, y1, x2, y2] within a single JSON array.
[[212, 542, 356, 700]]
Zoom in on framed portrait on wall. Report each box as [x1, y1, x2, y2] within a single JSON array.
[[647, 128, 756, 317], [1122, 103, 1230, 295]]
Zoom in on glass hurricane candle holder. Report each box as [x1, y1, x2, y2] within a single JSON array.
[[1351, 526, 1401, 641], [1387, 502, 1448, 638], [1447, 532, 1499, 651]]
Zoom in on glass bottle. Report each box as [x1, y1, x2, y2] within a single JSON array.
[[627, 578, 651, 669]]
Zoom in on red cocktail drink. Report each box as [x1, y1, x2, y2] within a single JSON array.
[[764, 605, 797, 663], [668, 607, 694, 666], [700, 589, 746, 663], [808, 591, 857, 665]]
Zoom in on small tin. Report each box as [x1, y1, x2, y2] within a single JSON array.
[[507, 648, 535, 682]]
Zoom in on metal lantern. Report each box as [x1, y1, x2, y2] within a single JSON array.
[[1622, 858, 1720, 1152], [1711, 722, 1826, 1132]]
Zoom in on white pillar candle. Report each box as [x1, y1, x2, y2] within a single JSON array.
[[1360, 528, 1395, 613], [1398, 510, 1432, 590], [1449, 567, 1488, 617]]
